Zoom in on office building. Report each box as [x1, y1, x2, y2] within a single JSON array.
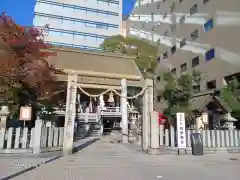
[[33, 0, 122, 50], [127, 0, 240, 110]]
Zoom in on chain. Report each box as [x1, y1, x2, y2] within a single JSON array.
[[76, 84, 147, 100]]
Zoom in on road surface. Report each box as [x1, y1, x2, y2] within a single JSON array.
[[1, 135, 239, 180]]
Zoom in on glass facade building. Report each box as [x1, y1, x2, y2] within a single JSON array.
[[33, 0, 123, 50]]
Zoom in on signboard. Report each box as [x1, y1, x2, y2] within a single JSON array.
[[19, 106, 32, 121], [202, 112, 208, 123], [176, 112, 186, 149]]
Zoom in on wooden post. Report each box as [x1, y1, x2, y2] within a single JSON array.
[[63, 74, 77, 155]]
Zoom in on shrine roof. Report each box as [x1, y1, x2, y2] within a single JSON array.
[[46, 46, 144, 88], [189, 90, 232, 113]]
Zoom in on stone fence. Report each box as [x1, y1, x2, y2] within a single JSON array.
[[156, 125, 240, 153], [0, 118, 64, 154]]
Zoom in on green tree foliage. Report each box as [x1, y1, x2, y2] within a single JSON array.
[[162, 70, 240, 123], [192, 69, 202, 84], [101, 35, 159, 75], [161, 71, 202, 125], [220, 76, 240, 118]]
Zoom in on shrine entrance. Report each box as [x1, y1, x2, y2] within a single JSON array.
[[45, 47, 154, 155], [63, 74, 154, 155]]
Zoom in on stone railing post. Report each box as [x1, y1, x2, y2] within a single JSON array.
[[33, 116, 43, 154], [0, 106, 9, 129]]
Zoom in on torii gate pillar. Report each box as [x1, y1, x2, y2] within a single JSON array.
[[121, 79, 128, 143], [142, 78, 154, 152], [63, 74, 77, 155]]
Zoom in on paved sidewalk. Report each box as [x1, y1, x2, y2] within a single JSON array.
[[0, 136, 98, 180], [6, 135, 240, 180], [0, 156, 60, 180]]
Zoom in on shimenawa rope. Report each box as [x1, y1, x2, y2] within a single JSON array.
[[75, 84, 147, 100]]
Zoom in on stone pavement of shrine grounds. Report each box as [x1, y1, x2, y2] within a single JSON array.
[[0, 135, 239, 180]]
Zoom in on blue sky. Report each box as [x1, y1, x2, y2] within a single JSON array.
[[0, 0, 136, 25]]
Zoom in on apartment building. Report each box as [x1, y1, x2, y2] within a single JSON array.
[[33, 0, 123, 50], [127, 0, 240, 110]]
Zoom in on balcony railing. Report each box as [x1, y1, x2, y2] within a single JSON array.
[[101, 106, 121, 117]]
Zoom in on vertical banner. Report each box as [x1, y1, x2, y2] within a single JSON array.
[[176, 112, 186, 149]]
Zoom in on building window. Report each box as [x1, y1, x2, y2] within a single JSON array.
[[204, 19, 214, 32], [180, 38, 186, 48], [190, 4, 198, 15], [180, 63, 187, 72], [192, 56, 199, 67], [191, 29, 199, 40], [171, 68, 176, 74], [193, 85, 200, 93], [96, 24, 108, 29], [171, 45, 176, 55], [205, 48, 215, 61], [179, 16, 185, 24], [207, 80, 216, 89], [203, 0, 210, 4], [163, 52, 168, 59], [85, 22, 97, 28]]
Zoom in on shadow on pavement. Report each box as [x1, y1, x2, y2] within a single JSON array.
[[0, 156, 60, 180], [72, 138, 100, 154], [1, 138, 99, 180]]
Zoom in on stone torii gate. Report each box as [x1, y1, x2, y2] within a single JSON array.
[[62, 74, 154, 155]]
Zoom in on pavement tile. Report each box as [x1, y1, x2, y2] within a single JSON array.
[[1, 135, 240, 180]]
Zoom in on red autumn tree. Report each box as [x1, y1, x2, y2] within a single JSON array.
[[0, 12, 57, 102]]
